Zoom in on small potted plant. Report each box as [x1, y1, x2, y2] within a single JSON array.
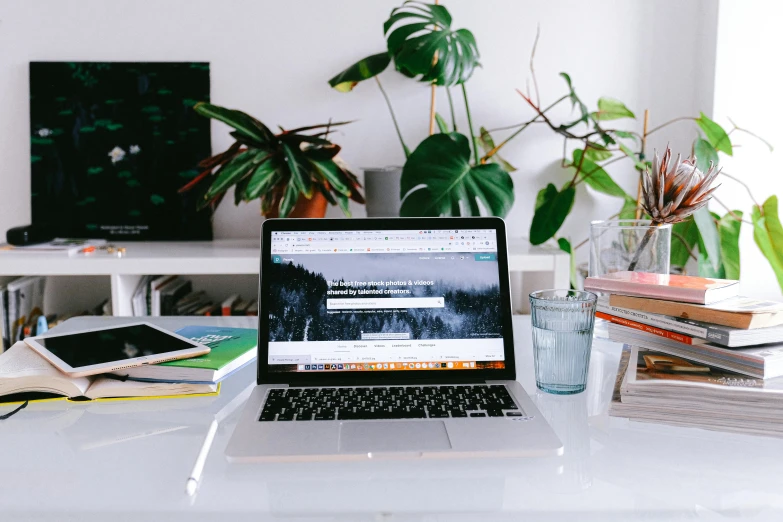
[[180, 103, 364, 218]]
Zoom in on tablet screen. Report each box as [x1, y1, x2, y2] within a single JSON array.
[[35, 324, 200, 369]]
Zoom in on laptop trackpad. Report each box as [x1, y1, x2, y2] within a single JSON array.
[[338, 421, 452, 455]]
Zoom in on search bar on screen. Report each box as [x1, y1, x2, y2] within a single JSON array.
[[326, 297, 445, 309]]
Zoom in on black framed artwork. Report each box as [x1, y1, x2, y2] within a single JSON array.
[[29, 62, 213, 241]]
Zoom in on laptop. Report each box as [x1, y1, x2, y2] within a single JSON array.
[[226, 217, 563, 462]]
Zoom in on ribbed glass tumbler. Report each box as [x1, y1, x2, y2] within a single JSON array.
[[529, 290, 598, 395]]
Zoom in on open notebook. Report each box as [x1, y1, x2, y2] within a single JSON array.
[[0, 341, 218, 404]]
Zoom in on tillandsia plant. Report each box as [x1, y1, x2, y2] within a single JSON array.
[[180, 103, 364, 218], [473, 32, 781, 291], [328, 0, 516, 218], [629, 147, 721, 271]]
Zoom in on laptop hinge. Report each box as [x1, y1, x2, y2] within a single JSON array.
[[282, 376, 490, 387]]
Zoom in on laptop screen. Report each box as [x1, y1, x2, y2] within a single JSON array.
[[265, 228, 505, 373]]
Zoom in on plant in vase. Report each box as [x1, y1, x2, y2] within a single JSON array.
[[480, 35, 780, 290], [328, 0, 516, 218], [180, 103, 364, 218]]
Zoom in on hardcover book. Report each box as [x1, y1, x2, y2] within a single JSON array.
[[584, 271, 739, 304], [115, 326, 257, 383]]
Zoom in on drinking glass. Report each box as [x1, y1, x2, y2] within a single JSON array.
[[530, 290, 597, 395]]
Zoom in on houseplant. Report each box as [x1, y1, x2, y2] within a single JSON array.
[[180, 103, 364, 218], [473, 37, 781, 291], [328, 0, 516, 218]]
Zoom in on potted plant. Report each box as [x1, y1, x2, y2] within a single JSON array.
[[328, 0, 516, 218], [180, 103, 364, 218], [484, 35, 781, 290]]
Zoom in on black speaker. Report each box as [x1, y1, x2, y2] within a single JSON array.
[[6, 224, 54, 246]]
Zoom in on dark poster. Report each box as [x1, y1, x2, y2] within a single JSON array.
[[30, 62, 212, 240]]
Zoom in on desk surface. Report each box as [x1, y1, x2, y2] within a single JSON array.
[[2, 316, 783, 521]]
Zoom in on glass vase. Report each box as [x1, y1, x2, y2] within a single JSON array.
[[588, 220, 671, 277]]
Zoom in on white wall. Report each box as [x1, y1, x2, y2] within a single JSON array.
[[0, 0, 717, 254], [712, 0, 783, 298]]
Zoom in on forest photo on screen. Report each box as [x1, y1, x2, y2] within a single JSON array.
[[29, 62, 212, 240], [266, 253, 502, 342]]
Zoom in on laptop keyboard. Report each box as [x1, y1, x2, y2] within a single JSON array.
[[258, 384, 523, 421]]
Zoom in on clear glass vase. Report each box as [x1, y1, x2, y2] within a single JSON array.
[[588, 220, 671, 277]]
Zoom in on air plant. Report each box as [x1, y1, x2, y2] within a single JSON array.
[[629, 146, 721, 271]]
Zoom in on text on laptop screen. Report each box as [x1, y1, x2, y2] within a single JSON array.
[[266, 229, 505, 373]]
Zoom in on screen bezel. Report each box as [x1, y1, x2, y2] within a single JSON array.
[[257, 217, 516, 385], [24, 322, 211, 378]]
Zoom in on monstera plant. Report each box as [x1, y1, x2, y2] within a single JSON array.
[[329, 0, 515, 218], [180, 103, 364, 218]]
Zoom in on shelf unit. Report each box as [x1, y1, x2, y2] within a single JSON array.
[[0, 238, 569, 316]]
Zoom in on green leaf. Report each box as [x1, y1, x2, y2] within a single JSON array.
[[693, 206, 721, 272], [530, 183, 575, 245], [584, 142, 613, 162], [328, 52, 391, 92], [694, 138, 719, 173], [698, 251, 726, 279], [670, 218, 698, 268], [435, 113, 449, 134], [205, 150, 258, 200], [696, 112, 732, 156], [613, 130, 638, 142], [244, 157, 281, 201], [569, 150, 628, 198], [559, 72, 589, 123], [193, 102, 274, 145], [400, 133, 514, 217], [478, 127, 516, 173], [717, 211, 742, 280], [384, 1, 480, 86], [752, 196, 783, 291], [557, 237, 577, 289], [281, 144, 314, 199], [278, 183, 299, 218], [617, 142, 647, 171], [593, 98, 635, 121]]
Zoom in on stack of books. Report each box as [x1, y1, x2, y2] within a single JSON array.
[[585, 271, 783, 437], [0, 325, 257, 405]]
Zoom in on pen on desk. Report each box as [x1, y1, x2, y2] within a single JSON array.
[[185, 418, 218, 496]]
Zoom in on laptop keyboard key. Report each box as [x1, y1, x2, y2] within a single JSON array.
[[469, 412, 487, 417]]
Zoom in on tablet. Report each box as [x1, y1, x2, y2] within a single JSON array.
[[24, 322, 211, 378]]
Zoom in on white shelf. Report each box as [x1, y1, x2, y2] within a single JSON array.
[[0, 237, 568, 317], [0, 240, 260, 276]]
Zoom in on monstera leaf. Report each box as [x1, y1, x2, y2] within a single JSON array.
[[383, 1, 480, 86], [399, 133, 513, 217], [328, 52, 392, 92]]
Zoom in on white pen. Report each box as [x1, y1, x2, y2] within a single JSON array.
[[185, 418, 218, 497]]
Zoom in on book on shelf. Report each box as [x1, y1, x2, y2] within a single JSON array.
[[160, 279, 192, 316], [597, 296, 783, 347], [0, 342, 218, 404], [610, 346, 783, 437], [584, 271, 739, 305], [0, 238, 107, 256], [609, 294, 783, 329], [115, 326, 257, 383], [222, 294, 240, 316], [607, 322, 783, 379]]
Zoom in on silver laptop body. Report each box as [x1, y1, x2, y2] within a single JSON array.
[[226, 217, 562, 462]]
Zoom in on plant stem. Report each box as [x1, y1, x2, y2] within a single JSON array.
[[529, 24, 541, 107], [635, 109, 650, 219], [461, 82, 479, 165], [375, 76, 410, 158], [719, 170, 761, 207], [727, 116, 775, 151], [571, 155, 627, 187], [446, 87, 457, 132], [646, 116, 695, 136], [481, 94, 569, 162], [712, 196, 753, 224], [627, 224, 659, 271], [672, 231, 699, 262]]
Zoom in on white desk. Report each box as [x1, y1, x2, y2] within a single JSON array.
[[2, 316, 783, 521]]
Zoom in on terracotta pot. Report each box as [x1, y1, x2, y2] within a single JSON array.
[[265, 190, 328, 219]]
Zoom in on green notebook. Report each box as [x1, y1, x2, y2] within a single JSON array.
[[116, 326, 257, 383]]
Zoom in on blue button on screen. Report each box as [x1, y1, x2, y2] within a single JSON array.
[[474, 253, 496, 261]]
